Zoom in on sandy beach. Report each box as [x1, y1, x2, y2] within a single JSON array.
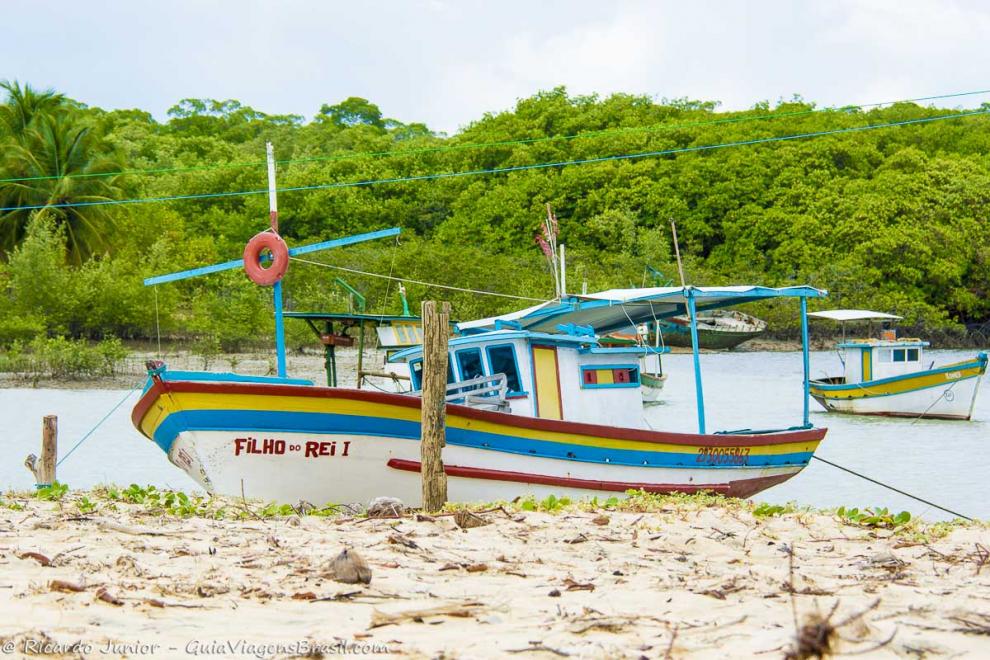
[[2, 490, 987, 658]]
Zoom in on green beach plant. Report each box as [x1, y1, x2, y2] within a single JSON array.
[[34, 481, 68, 501], [836, 506, 911, 529]]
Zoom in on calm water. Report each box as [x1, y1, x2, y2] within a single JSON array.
[[2, 350, 987, 521]]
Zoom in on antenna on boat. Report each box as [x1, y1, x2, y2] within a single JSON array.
[[537, 204, 561, 299], [670, 218, 687, 288], [560, 243, 566, 297], [267, 142, 288, 377]]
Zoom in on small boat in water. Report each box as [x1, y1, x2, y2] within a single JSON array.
[[639, 353, 667, 403], [808, 310, 988, 420], [655, 310, 767, 350], [601, 327, 668, 403]]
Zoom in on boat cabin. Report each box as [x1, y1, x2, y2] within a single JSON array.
[[836, 335, 930, 385], [807, 309, 928, 385], [389, 325, 664, 429]]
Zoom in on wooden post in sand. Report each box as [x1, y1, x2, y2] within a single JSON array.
[[420, 301, 449, 512], [24, 415, 57, 487]]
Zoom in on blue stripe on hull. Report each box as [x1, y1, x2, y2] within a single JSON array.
[[152, 409, 814, 470], [812, 373, 981, 399], [811, 357, 986, 394]]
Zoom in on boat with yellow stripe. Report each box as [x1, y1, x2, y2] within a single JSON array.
[[809, 310, 987, 420], [132, 276, 830, 505]]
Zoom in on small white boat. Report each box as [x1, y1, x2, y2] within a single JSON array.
[[602, 326, 669, 403], [808, 310, 987, 420], [640, 353, 667, 403]]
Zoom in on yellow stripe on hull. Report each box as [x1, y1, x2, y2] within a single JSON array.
[[810, 360, 985, 400], [140, 390, 815, 458]]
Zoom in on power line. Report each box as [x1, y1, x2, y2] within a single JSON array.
[[1, 107, 987, 213], [290, 256, 549, 301], [1, 88, 987, 185]]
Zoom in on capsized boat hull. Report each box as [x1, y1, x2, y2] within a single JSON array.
[[661, 328, 764, 350], [809, 356, 987, 420], [133, 377, 826, 505]]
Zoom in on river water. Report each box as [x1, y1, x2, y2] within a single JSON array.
[[2, 350, 987, 521]]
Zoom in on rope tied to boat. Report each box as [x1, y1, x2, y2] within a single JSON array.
[[812, 455, 972, 521], [56, 383, 143, 468]]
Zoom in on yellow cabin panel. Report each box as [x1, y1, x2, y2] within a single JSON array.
[[532, 346, 563, 420]]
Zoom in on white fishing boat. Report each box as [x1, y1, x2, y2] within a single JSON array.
[[132, 148, 829, 505], [808, 310, 987, 420], [133, 276, 830, 504]]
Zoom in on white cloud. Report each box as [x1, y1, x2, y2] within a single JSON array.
[[2, 0, 988, 134]]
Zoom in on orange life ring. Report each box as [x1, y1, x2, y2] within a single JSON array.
[[243, 231, 289, 286]]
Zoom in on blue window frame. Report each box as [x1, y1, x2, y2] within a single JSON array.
[[409, 359, 423, 390], [409, 356, 456, 391], [456, 348, 485, 381], [485, 344, 523, 394], [579, 364, 641, 389]]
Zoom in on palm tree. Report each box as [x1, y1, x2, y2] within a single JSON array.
[[0, 81, 123, 262], [0, 80, 65, 138]]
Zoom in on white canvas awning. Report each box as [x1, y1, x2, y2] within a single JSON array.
[[458, 285, 826, 335], [807, 309, 902, 322]]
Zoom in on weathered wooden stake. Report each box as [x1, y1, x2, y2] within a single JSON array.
[[420, 301, 450, 512], [24, 415, 57, 487]]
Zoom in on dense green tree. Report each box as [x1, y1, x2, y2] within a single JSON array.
[[317, 97, 385, 128], [4, 85, 990, 349]]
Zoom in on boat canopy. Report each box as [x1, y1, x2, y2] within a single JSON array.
[[807, 310, 902, 322], [458, 285, 826, 335]]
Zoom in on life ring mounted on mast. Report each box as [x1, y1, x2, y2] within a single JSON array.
[[243, 230, 289, 286]]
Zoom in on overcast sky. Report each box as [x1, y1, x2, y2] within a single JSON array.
[[4, 0, 990, 134]]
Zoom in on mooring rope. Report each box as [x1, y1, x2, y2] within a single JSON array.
[[811, 455, 972, 521], [55, 383, 143, 468], [910, 380, 960, 424], [290, 256, 549, 302]]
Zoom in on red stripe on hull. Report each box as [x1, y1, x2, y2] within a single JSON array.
[[132, 379, 827, 449], [386, 459, 796, 499], [814, 402, 971, 421]]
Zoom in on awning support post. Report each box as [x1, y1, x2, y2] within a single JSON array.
[[801, 296, 811, 427], [687, 289, 706, 435]]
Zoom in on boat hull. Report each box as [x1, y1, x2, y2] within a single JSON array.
[[640, 373, 667, 403], [659, 328, 764, 350], [133, 378, 826, 505], [809, 356, 987, 420]]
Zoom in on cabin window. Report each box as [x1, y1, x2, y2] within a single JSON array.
[[906, 348, 919, 362], [893, 349, 906, 363], [409, 357, 455, 391], [485, 344, 522, 394], [878, 350, 892, 363], [410, 359, 423, 390], [580, 365, 640, 389], [456, 348, 486, 381]]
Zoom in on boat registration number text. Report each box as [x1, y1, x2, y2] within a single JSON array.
[[696, 446, 750, 466], [234, 437, 351, 458]]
